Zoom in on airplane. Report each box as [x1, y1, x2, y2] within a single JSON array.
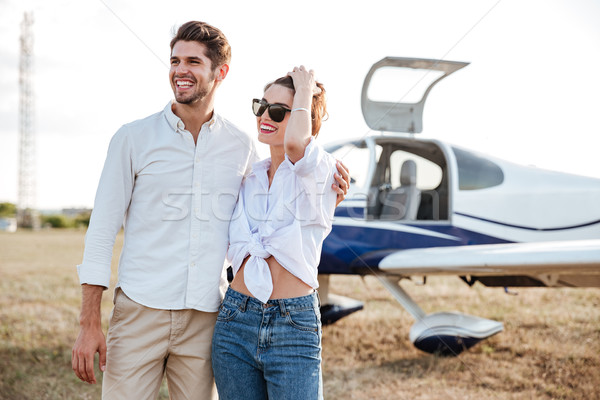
[[317, 57, 600, 356]]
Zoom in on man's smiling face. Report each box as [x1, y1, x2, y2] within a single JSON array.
[[169, 40, 217, 105]]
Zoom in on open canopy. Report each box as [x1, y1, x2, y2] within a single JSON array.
[[361, 57, 469, 133]]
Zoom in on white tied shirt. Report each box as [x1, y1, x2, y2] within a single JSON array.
[[77, 102, 258, 311], [228, 138, 338, 303]]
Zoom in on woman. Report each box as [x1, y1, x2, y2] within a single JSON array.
[[211, 66, 337, 400]]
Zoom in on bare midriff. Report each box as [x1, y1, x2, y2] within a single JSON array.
[[230, 255, 313, 300]]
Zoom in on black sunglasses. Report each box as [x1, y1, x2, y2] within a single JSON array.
[[252, 99, 291, 123]]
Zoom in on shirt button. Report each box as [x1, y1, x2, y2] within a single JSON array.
[[190, 262, 196, 267], [177, 121, 184, 130]]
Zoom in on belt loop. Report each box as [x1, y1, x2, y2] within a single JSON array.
[[278, 299, 287, 317], [240, 296, 248, 312]]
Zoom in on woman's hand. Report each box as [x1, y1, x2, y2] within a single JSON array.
[[288, 66, 320, 97]]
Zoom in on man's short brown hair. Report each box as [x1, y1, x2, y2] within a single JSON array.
[[170, 21, 231, 71]]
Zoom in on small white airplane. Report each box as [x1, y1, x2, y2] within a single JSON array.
[[318, 57, 600, 355]]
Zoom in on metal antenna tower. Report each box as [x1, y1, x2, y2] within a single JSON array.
[[17, 12, 39, 228]]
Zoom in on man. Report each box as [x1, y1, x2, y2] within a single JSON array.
[[72, 21, 348, 400]]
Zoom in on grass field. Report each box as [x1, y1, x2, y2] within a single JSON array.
[[1, 230, 599, 399]]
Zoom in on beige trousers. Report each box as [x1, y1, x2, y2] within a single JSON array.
[[102, 288, 218, 400]]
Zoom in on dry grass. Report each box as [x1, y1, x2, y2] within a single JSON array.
[[323, 275, 600, 399], [1, 230, 599, 399]]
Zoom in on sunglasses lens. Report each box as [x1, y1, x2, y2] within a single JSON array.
[[252, 99, 289, 122], [252, 99, 267, 117], [268, 105, 286, 122]]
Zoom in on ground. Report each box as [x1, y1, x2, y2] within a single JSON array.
[[0, 230, 598, 399]]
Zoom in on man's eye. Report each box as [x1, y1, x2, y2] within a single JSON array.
[[170, 60, 179, 65]]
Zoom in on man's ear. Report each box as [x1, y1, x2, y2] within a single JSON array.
[[216, 64, 229, 82]]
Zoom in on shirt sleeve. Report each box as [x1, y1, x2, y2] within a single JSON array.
[[77, 125, 135, 289], [244, 139, 261, 177], [286, 138, 338, 228], [284, 137, 326, 177]]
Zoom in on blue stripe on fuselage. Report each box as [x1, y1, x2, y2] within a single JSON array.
[[319, 222, 511, 275], [334, 207, 365, 218]]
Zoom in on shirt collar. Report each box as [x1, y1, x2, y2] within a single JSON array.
[[249, 154, 295, 181], [163, 101, 220, 133], [249, 157, 271, 177], [163, 101, 180, 132]]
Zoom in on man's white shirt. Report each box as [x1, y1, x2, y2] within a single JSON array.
[[77, 102, 258, 312]]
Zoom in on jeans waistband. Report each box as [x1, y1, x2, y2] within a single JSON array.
[[223, 287, 319, 313]]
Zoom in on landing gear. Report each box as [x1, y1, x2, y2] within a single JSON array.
[[378, 274, 503, 355], [318, 275, 364, 325]]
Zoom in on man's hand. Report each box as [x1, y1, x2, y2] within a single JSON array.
[[72, 284, 106, 384], [72, 325, 107, 384], [333, 160, 350, 207]]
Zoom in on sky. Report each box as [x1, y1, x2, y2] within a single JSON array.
[[0, 0, 599, 209]]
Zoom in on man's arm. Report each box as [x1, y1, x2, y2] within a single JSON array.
[[72, 284, 106, 384], [71, 127, 135, 383]]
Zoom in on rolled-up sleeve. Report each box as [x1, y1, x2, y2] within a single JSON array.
[[284, 138, 337, 228], [77, 126, 135, 288], [284, 137, 325, 177]]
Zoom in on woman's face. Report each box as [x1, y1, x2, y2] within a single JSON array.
[[256, 84, 294, 146]]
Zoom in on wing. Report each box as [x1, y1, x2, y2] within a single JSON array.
[[379, 239, 600, 287]]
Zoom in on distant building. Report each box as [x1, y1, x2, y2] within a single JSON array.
[[0, 218, 18, 233]]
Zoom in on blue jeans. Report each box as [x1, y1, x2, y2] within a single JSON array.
[[211, 287, 323, 400]]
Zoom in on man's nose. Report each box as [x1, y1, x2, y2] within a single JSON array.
[[175, 62, 189, 74]]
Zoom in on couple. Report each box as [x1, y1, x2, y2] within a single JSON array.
[[72, 20, 349, 400]]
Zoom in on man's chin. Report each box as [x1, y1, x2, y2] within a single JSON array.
[[174, 93, 206, 105], [175, 95, 194, 105]]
